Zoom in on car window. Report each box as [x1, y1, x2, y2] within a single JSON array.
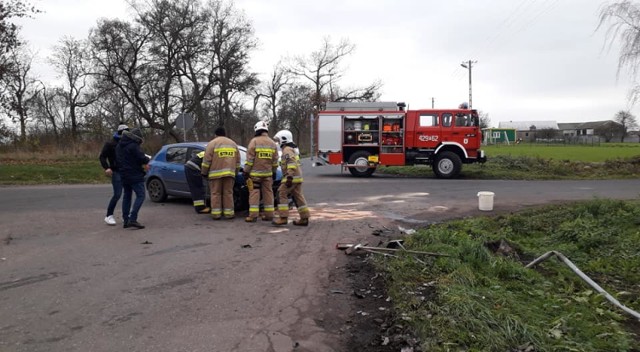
[[188, 147, 203, 160], [166, 147, 188, 164]]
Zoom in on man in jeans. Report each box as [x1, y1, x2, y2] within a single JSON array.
[[116, 127, 151, 229], [99, 123, 128, 225]]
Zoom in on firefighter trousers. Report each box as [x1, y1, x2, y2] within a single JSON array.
[[209, 176, 235, 219], [277, 183, 309, 220], [248, 176, 274, 219], [185, 166, 207, 213]]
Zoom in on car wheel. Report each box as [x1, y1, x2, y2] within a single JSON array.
[[432, 151, 462, 179], [348, 150, 376, 177], [147, 178, 168, 202]]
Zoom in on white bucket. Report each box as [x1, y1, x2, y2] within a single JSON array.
[[477, 191, 494, 211]]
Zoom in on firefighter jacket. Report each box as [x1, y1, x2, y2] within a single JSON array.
[[280, 144, 303, 184], [185, 151, 204, 172], [201, 136, 240, 179], [244, 134, 278, 178]]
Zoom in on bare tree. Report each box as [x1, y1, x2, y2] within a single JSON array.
[[0, 47, 39, 142], [0, 0, 39, 81], [259, 62, 290, 132], [614, 109, 637, 141], [598, 1, 640, 103], [288, 37, 356, 110], [209, 0, 258, 129], [478, 111, 491, 129], [31, 84, 66, 140], [90, 0, 258, 143], [49, 36, 97, 141], [277, 84, 314, 153]]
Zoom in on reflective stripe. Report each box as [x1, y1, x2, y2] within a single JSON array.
[[287, 165, 297, 169], [297, 205, 308, 212], [223, 209, 234, 216], [250, 170, 272, 177], [263, 206, 275, 212], [292, 176, 303, 183], [278, 205, 289, 211], [202, 161, 211, 169], [211, 208, 222, 215], [207, 168, 235, 178], [193, 200, 205, 206], [245, 161, 254, 166]]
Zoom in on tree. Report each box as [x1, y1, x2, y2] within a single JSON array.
[[0, 47, 39, 142], [613, 110, 637, 142], [89, 0, 258, 143], [598, 1, 640, 103], [277, 84, 314, 153], [259, 62, 291, 133], [0, 0, 39, 81], [288, 37, 381, 110], [49, 36, 97, 141], [478, 111, 491, 129]]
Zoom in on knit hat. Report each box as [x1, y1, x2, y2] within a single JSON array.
[[117, 124, 129, 132]]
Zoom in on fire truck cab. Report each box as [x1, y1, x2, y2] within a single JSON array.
[[316, 102, 486, 179]]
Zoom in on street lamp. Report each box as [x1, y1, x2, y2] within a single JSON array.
[[460, 60, 477, 108]]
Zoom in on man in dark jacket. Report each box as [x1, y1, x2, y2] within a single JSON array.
[[116, 128, 151, 229], [99, 123, 129, 226]]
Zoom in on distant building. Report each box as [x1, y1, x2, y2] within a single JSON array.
[[482, 128, 517, 144], [498, 121, 559, 142], [497, 120, 625, 142]]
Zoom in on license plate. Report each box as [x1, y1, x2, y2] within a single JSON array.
[[368, 155, 379, 163]]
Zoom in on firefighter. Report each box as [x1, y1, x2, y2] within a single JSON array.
[[201, 127, 241, 220], [272, 129, 310, 226], [244, 120, 279, 222], [184, 150, 211, 214]]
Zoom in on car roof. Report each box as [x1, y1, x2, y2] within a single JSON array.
[[161, 142, 246, 151]]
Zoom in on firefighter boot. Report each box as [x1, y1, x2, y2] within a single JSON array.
[[272, 217, 288, 226], [245, 216, 257, 223], [293, 218, 309, 226], [261, 215, 273, 221], [198, 207, 211, 214]]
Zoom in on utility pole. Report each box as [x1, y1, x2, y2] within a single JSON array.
[[460, 60, 477, 108]]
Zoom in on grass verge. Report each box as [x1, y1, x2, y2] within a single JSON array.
[[380, 199, 640, 351], [0, 158, 105, 185], [380, 155, 640, 180]]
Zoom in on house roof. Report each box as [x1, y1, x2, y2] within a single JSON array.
[[557, 123, 582, 130], [498, 121, 559, 130]]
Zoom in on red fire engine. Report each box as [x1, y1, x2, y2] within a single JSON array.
[[315, 102, 486, 178]]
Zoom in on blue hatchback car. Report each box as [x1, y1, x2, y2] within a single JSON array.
[[145, 142, 283, 211]]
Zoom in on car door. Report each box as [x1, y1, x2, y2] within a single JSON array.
[[163, 146, 189, 194]]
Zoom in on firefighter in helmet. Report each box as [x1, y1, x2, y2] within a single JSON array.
[[272, 129, 309, 226], [243, 120, 279, 222]]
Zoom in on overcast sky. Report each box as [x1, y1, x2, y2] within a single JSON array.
[[17, 0, 634, 126]]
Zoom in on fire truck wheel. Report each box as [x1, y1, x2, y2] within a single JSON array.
[[433, 151, 462, 179], [348, 151, 376, 177]]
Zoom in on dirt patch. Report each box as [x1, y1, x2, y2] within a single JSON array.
[[337, 251, 421, 352]]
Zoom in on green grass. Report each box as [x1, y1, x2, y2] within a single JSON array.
[[0, 159, 106, 185], [380, 143, 640, 180], [484, 143, 640, 162], [380, 199, 640, 351]]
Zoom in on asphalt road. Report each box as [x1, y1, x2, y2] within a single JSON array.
[[1, 162, 639, 352]]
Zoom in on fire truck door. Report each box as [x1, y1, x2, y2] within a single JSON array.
[[413, 112, 442, 149], [450, 112, 480, 149]]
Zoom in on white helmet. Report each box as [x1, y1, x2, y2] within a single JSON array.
[[254, 120, 269, 133], [274, 129, 293, 145]]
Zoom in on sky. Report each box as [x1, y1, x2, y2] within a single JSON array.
[[16, 0, 636, 127]]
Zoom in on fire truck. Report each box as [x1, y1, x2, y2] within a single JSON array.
[[315, 101, 486, 178]]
